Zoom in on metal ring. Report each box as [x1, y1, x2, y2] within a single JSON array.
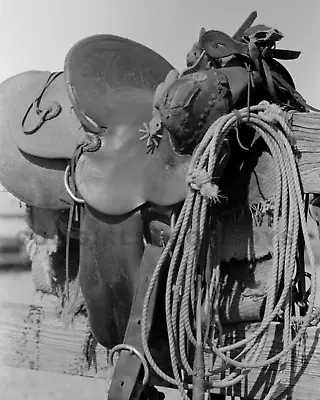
[[64, 165, 85, 204], [109, 344, 150, 386]]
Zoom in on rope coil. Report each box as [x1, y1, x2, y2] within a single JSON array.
[[141, 101, 317, 399]]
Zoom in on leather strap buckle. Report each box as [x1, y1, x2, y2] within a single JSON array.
[[107, 244, 163, 400], [109, 344, 150, 386]]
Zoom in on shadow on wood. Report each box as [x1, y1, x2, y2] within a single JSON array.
[[1, 300, 320, 399]]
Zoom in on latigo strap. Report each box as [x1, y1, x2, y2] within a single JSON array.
[[108, 244, 164, 400]]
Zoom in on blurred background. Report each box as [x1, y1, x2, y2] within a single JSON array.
[[0, 184, 32, 304]]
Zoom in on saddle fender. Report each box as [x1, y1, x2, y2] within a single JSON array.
[[79, 206, 145, 348]]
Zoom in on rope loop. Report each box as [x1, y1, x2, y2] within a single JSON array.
[[141, 101, 317, 399]]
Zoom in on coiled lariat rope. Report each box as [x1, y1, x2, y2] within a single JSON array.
[[141, 101, 317, 399]]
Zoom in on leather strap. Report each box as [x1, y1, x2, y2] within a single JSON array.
[[108, 244, 163, 400], [232, 11, 257, 41], [201, 29, 300, 62]]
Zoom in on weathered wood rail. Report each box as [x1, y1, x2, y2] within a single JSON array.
[[1, 299, 320, 399], [0, 366, 107, 399], [292, 112, 320, 194]]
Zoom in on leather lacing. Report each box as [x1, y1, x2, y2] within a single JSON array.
[[22, 72, 63, 135], [141, 102, 318, 400]]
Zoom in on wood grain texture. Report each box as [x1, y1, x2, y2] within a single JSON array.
[[0, 300, 110, 379], [1, 300, 320, 399], [292, 112, 320, 194], [0, 366, 106, 399], [208, 322, 320, 399]]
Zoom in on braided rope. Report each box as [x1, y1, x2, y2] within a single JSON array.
[[141, 101, 317, 399]]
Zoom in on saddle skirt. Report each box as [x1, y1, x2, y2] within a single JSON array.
[[0, 71, 74, 208]]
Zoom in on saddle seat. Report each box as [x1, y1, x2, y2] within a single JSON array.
[[63, 34, 192, 215], [75, 126, 192, 215], [64, 34, 174, 134], [8, 71, 82, 160]]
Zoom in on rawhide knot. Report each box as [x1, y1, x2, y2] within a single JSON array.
[[258, 101, 284, 123], [258, 101, 296, 145], [187, 168, 220, 201]]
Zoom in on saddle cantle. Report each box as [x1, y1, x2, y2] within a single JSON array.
[[64, 34, 174, 134]]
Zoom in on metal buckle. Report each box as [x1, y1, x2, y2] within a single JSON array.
[[109, 344, 150, 386]]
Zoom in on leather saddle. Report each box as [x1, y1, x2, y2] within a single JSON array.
[[0, 32, 282, 216], [0, 35, 177, 212], [0, 22, 309, 399]]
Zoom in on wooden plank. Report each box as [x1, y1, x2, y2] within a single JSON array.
[[0, 366, 181, 400], [0, 300, 111, 380], [1, 300, 320, 399], [0, 366, 106, 399], [209, 322, 320, 400], [292, 112, 320, 194]]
